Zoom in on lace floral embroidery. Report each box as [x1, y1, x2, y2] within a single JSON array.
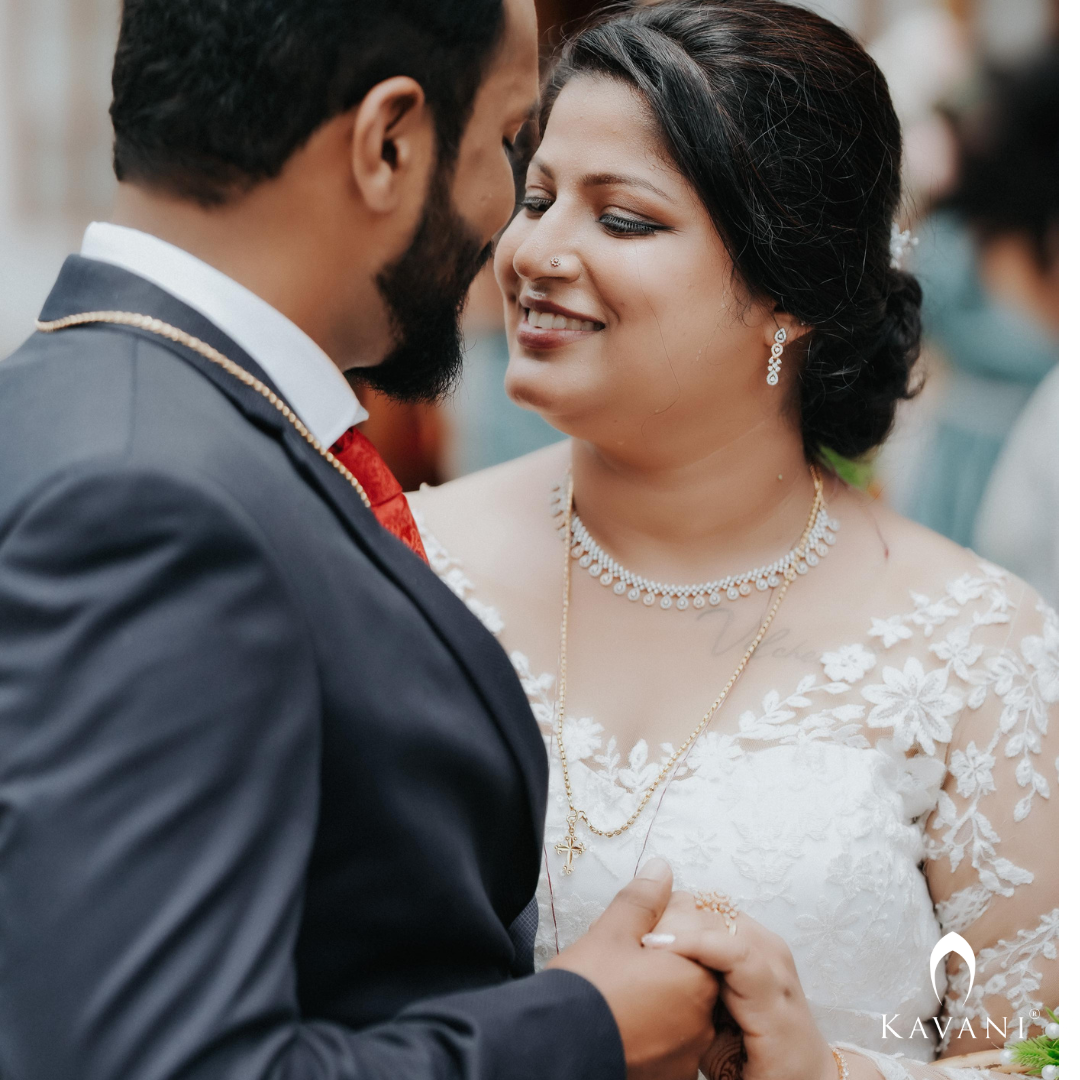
[[863, 658, 963, 754], [941, 909, 1059, 1049], [924, 604, 1056, 936], [420, 521, 1058, 1076], [505, 559, 1055, 952], [415, 511, 504, 634]]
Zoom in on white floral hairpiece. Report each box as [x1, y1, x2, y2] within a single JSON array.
[[889, 221, 919, 270]]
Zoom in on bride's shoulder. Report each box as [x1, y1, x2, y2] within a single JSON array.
[[406, 440, 570, 572], [849, 491, 1055, 643]]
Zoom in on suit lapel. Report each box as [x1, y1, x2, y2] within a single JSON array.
[[39, 256, 549, 841]]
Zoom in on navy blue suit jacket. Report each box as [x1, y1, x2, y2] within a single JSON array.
[[0, 258, 623, 1080]]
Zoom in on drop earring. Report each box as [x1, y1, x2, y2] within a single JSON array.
[[767, 327, 786, 386]]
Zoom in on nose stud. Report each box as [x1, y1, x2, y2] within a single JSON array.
[[550, 257, 562, 268]]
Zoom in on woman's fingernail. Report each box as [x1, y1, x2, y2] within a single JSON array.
[[641, 933, 676, 947], [636, 857, 669, 881]]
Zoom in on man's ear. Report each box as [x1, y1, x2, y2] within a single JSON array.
[[351, 76, 435, 215]]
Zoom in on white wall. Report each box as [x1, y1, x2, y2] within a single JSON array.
[[0, 0, 117, 358]]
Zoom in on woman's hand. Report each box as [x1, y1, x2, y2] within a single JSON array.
[[643, 892, 838, 1080]]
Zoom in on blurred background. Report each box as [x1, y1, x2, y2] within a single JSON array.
[[0, 0, 1058, 603]]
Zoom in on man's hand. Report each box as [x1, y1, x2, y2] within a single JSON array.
[[550, 859, 719, 1080]]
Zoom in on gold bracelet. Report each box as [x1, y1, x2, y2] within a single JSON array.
[[832, 1048, 850, 1080]]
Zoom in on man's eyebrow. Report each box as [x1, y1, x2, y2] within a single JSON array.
[[529, 161, 673, 203]]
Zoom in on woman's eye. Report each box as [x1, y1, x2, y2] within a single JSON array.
[[599, 213, 663, 237], [521, 195, 553, 214]]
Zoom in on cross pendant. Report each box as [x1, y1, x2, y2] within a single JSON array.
[[554, 812, 586, 874]]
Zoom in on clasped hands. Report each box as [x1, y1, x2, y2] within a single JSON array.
[[548, 857, 840, 1080]]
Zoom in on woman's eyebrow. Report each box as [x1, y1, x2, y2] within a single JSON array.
[[582, 172, 673, 202], [529, 160, 673, 202]]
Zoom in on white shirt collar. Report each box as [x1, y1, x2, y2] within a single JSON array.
[[80, 222, 367, 446]]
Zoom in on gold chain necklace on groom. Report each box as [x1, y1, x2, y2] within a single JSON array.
[[36, 308, 438, 557], [36, 310, 373, 506], [37, 312, 430, 561]]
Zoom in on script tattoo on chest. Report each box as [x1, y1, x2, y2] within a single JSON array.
[[699, 608, 817, 664]]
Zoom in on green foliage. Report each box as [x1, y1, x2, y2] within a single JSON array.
[[1011, 1036, 1058, 1071], [817, 446, 875, 491], [1007, 1010, 1059, 1077]]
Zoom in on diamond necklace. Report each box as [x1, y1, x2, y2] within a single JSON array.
[[551, 466, 827, 874], [550, 466, 837, 611]]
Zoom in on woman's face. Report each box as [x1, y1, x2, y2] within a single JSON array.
[[495, 75, 791, 464]]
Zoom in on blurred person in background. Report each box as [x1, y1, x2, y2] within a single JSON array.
[[972, 363, 1058, 608], [906, 47, 1058, 551], [351, 383, 450, 491]]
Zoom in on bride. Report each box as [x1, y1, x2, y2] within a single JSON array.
[[408, 2, 1058, 1078]]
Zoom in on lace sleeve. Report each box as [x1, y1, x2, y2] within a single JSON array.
[[412, 507, 505, 635], [841, 580, 1058, 1080]]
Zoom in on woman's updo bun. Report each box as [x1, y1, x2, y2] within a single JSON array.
[[543, 0, 922, 461], [800, 267, 923, 460]]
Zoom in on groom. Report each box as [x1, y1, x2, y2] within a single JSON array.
[[0, 1, 718, 1078]]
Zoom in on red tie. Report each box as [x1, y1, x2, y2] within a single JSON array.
[[330, 426, 429, 563]]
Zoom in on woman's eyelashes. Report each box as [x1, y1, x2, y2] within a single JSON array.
[[519, 193, 667, 237], [520, 195, 553, 213], [598, 212, 665, 237]]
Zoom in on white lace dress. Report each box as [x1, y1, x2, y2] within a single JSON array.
[[420, 519, 1058, 1078]]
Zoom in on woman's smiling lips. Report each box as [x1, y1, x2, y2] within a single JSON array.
[[516, 297, 605, 350]]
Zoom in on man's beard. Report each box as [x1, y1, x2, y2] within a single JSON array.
[[351, 161, 493, 404]]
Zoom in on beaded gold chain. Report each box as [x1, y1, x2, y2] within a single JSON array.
[[552, 465, 825, 874], [35, 311, 370, 508]]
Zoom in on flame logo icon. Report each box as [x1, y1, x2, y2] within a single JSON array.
[[930, 931, 977, 1004]]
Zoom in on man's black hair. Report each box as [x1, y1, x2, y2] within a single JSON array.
[[110, 0, 507, 206]]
